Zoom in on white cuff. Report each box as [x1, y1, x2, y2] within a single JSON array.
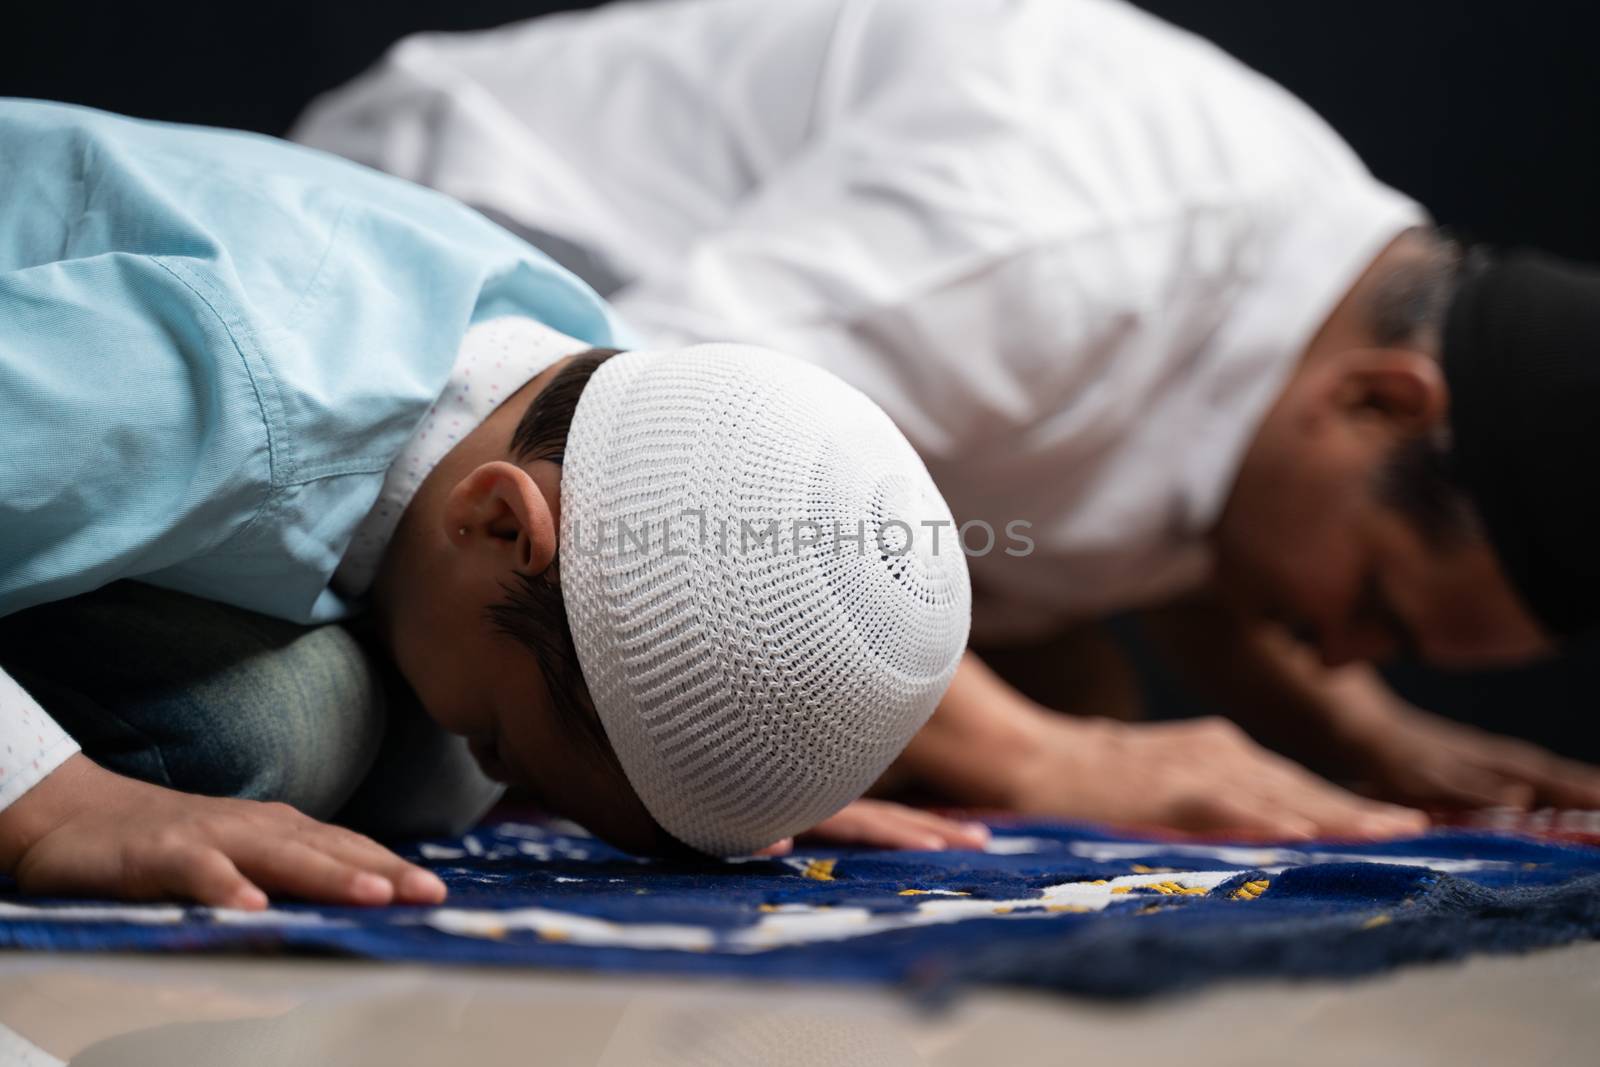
[[0, 670, 82, 812]]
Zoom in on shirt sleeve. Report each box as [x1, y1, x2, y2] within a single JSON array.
[[0, 667, 80, 812]]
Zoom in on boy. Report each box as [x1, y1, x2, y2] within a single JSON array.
[[0, 100, 975, 909]]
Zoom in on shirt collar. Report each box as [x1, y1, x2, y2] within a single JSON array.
[[333, 316, 591, 598]]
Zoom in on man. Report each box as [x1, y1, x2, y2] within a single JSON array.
[[296, 0, 1600, 833], [0, 98, 982, 908]]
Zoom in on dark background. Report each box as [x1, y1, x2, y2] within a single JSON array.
[[7, 1, 1597, 258], [5, 1, 1598, 754]]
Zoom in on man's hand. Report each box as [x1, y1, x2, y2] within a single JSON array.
[[753, 800, 992, 856], [1005, 714, 1429, 839], [1143, 593, 1600, 817], [1330, 698, 1600, 811], [1, 754, 446, 909], [892, 653, 1427, 840]]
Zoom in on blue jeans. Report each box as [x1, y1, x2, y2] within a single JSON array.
[[0, 582, 502, 838]]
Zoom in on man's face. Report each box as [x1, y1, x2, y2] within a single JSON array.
[[1215, 489, 1547, 668], [1216, 351, 1551, 669]]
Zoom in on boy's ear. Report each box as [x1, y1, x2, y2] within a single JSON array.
[[442, 461, 557, 575], [1332, 348, 1448, 431]]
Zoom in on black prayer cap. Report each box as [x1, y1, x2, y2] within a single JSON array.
[[1442, 250, 1600, 637]]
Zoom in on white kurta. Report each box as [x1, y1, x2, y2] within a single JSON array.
[[296, 0, 1424, 642]]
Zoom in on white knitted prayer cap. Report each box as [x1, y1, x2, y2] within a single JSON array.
[[559, 344, 971, 856]]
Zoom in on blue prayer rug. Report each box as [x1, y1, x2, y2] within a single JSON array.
[[3, 818, 1599, 998]]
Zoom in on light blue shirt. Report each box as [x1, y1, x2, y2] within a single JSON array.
[[0, 99, 630, 625]]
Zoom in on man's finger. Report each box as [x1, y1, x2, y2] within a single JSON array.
[[1313, 800, 1429, 839], [1242, 756, 1427, 838], [1281, 777, 1430, 838], [1439, 734, 1600, 807], [1172, 794, 1317, 840], [1417, 763, 1535, 810], [1525, 764, 1600, 809]]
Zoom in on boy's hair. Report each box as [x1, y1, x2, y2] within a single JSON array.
[[487, 347, 623, 767]]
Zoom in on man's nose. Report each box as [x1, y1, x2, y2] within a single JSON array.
[[1318, 626, 1391, 669]]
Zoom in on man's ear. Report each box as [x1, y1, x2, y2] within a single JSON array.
[[442, 461, 557, 575], [1333, 348, 1448, 432]]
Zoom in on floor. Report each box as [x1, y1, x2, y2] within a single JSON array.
[[2, 942, 1596, 1065]]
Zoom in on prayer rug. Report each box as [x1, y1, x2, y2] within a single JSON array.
[[4, 817, 1599, 998]]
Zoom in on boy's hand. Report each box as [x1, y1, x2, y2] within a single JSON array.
[[0, 754, 446, 910], [753, 799, 992, 856]]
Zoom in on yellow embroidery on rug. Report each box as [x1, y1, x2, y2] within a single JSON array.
[[801, 859, 837, 882], [1232, 879, 1270, 901]]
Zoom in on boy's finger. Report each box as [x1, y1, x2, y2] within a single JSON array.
[[237, 840, 395, 906], [895, 809, 991, 847], [168, 848, 268, 911], [839, 812, 945, 850], [396, 868, 450, 904], [847, 825, 943, 850], [946, 821, 992, 848], [308, 830, 447, 904]]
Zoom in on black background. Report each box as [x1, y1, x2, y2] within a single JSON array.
[[6, 1, 1598, 753], [7, 1, 1596, 257]]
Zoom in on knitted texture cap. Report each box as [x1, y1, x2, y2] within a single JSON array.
[[559, 345, 971, 856]]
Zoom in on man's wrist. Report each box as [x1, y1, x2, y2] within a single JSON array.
[[897, 683, 1056, 808], [972, 700, 1058, 809]]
